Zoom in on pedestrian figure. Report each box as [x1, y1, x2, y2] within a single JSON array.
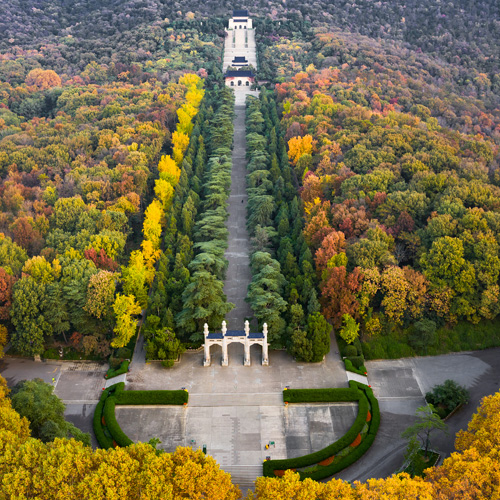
[[52, 377, 55, 384]]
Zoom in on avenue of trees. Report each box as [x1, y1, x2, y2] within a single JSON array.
[[145, 86, 235, 351], [1, 372, 499, 498], [245, 92, 330, 360]]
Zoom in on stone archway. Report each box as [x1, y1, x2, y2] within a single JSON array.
[[230, 81, 234, 86], [246, 81, 250, 86], [238, 80, 242, 86], [203, 321, 269, 366]]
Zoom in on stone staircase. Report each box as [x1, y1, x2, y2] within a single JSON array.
[[221, 465, 263, 490]]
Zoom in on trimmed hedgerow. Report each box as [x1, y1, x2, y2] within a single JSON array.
[[116, 390, 188, 405], [104, 397, 133, 447], [264, 381, 380, 480], [93, 383, 124, 449], [92, 383, 188, 449], [105, 360, 130, 379], [92, 399, 113, 449], [344, 358, 367, 376], [283, 388, 360, 404]]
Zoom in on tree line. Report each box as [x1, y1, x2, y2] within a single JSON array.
[[245, 91, 331, 361]]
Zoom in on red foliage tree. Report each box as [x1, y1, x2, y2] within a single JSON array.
[[84, 248, 119, 272], [320, 266, 363, 328], [0, 268, 16, 321]]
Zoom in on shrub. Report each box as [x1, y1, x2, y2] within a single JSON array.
[[106, 360, 129, 379], [344, 345, 357, 357], [116, 390, 188, 405], [283, 388, 360, 404], [43, 348, 59, 359], [93, 383, 124, 449], [161, 359, 175, 368], [425, 379, 469, 417], [347, 355, 365, 369], [93, 399, 113, 449], [103, 397, 133, 447], [109, 357, 122, 369], [116, 347, 132, 359], [344, 358, 367, 375]]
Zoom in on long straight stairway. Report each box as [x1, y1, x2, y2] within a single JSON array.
[[222, 104, 254, 330]]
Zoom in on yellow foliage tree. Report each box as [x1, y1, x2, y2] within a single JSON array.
[[186, 87, 205, 109], [179, 73, 202, 89], [22, 256, 61, 284], [143, 199, 164, 250], [172, 130, 190, 165], [141, 240, 161, 274], [158, 154, 181, 186], [288, 135, 314, 166], [154, 178, 175, 211], [177, 103, 198, 135], [111, 293, 141, 348]]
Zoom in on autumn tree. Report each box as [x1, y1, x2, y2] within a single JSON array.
[[25, 68, 62, 90], [112, 294, 141, 348]]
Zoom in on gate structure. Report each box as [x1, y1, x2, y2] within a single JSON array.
[[203, 320, 269, 366]]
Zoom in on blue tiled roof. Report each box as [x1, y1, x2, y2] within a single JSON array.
[[248, 332, 264, 339], [225, 70, 254, 77], [233, 9, 248, 16], [207, 332, 223, 340], [233, 56, 247, 62], [225, 330, 246, 336]]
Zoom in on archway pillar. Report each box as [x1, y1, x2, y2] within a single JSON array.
[[203, 323, 211, 366], [262, 323, 269, 365], [243, 320, 251, 366], [221, 320, 229, 366]]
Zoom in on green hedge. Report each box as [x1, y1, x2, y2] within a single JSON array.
[[106, 360, 130, 379], [92, 383, 188, 449], [264, 381, 380, 480], [283, 388, 360, 404], [344, 358, 367, 376], [116, 390, 188, 405], [93, 383, 124, 449], [104, 397, 133, 447]]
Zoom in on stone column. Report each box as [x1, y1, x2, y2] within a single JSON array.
[[262, 322, 269, 366], [221, 320, 229, 366], [203, 323, 211, 367]]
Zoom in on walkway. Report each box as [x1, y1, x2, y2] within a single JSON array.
[[222, 100, 254, 328]]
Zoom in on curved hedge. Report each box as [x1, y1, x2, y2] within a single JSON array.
[[263, 381, 380, 480], [104, 397, 133, 447], [93, 383, 188, 449]]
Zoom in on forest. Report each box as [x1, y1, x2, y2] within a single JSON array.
[[0, 0, 498, 360]]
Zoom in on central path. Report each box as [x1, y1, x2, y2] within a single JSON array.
[[223, 102, 254, 329]]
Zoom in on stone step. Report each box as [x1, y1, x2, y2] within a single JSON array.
[[188, 393, 283, 407], [221, 465, 262, 488]]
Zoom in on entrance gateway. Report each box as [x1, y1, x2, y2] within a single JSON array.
[[203, 320, 269, 366]]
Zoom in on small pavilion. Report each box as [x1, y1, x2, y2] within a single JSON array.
[[203, 320, 269, 366]]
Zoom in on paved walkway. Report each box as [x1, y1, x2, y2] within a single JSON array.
[[336, 348, 500, 483], [223, 104, 254, 329]]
